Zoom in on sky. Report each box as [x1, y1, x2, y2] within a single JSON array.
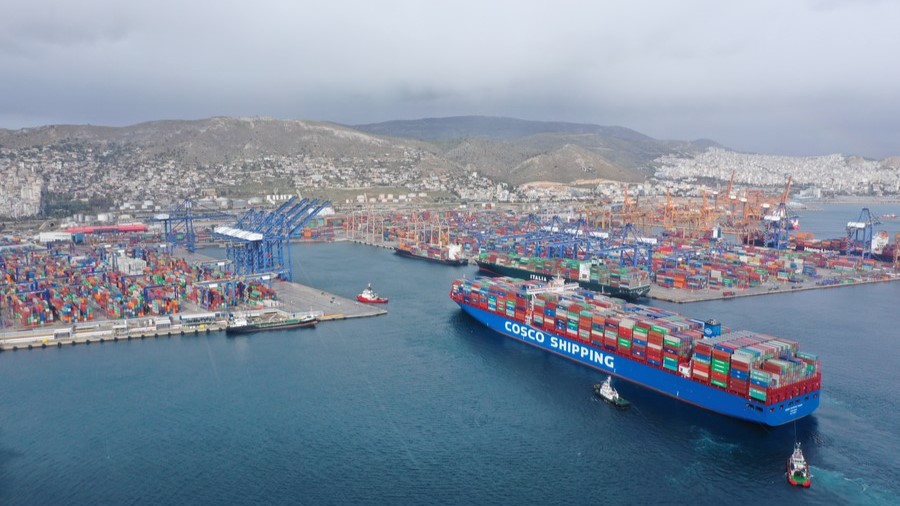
[[1, 0, 898, 158]]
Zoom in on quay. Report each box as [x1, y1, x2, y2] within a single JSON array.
[[0, 316, 228, 351], [0, 280, 388, 351], [268, 278, 387, 321], [0, 252, 386, 352], [648, 272, 900, 303], [177, 249, 388, 320]]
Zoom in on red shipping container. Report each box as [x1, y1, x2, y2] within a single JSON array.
[[695, 342, 712, 354], [710, 371, 729, 383]]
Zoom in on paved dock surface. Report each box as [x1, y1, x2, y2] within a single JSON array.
[[177, 248, 387, 320], [647, 272, 900, 303], [0, 250, 386, 351], [271, 280, 387, 320]]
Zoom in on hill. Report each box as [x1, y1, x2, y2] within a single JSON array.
[[353, 116, 720, 183], [0, 116, 725, 217]]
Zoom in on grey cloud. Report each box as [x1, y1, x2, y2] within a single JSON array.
[[0, 0, 898, 158]]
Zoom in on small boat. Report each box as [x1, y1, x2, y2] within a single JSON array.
[[226, 314, 318, 334], [593, 376, 631, 408], [357, 283, 389, 303], [787, 442, 812, 487]]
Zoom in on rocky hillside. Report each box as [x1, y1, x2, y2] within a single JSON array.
[[354, 116, 719, 183], [0, 116, 724, 216], [0, 117, 435, 167]]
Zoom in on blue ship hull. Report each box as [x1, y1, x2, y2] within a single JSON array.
[[457, 303, 819, 426]]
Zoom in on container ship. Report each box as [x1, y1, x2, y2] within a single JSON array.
[[450, 276, 820, 426], [792, 237, 848, 254], [475, 252, 650, 301], [871, 231, 896, 263], [394, 242, 468, 266]]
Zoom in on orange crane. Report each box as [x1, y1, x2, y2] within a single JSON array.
[[780, 175, 793, 204], [725, 169, 736, 199]]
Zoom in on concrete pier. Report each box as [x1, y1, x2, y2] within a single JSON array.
[[647, 272, 900, 303], [176, 248, 387, 320], [0, 319, 227, 352], [0, 249, 386, 352], [270, 280, 387, 321]]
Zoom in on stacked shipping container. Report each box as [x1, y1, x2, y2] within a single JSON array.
[[452, 276, 820, 407]]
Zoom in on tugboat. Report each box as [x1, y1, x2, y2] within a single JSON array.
[[787, 442, 812, 487], [593, 376, 631, 409], [357, 283, 389, 303]]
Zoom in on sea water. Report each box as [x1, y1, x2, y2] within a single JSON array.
[[1, 203, 898, 505]]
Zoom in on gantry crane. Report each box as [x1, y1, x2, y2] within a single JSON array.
[[149, 198, 234, 253], [214, 196, 330, 281], [846, 208, 881, 259], [762, 176, 799, 250]]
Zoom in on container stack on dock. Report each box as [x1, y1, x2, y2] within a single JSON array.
[[1, 242, 278, 330]]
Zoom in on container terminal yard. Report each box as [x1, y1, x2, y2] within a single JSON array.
[[1, 188, 898, 350], [0, 197, 387, 351]]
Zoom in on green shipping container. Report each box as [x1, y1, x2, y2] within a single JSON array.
[[617, 337, 632, 348], [663, 336, 681, 348], [711, 379, 728, 389], [711, 358, 730, 370], [749, 388, 767, 401]]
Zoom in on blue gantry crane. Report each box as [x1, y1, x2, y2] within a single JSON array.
[[213, 196, 330, 281], [477, 215, 653, 268], [149, 199, 235, 253], [846, 208, 881, 259], [762, 202, 799, 250]]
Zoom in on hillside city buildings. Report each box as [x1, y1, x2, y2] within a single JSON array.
[[1, 143, 898, 220], [0, 165, 44, 218]]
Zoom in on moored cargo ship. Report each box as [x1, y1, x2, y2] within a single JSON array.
[[793, 237, 848, 254], [450, 276, 820, 426], [476, 252, 650, 301], [394, 242, 468, 266], [870, 231, 896, 263], [226, 313, 317, 334]]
